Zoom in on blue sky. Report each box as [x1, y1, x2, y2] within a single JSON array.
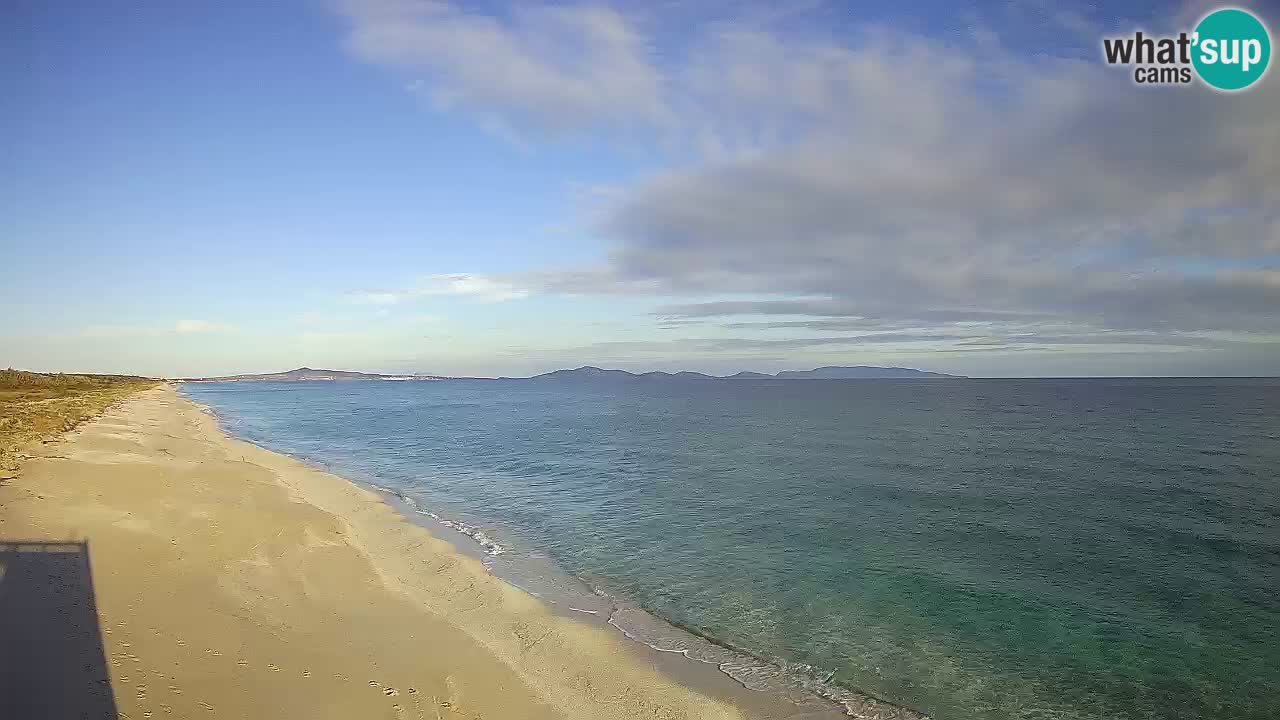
[[3, 0, 1278, 377]]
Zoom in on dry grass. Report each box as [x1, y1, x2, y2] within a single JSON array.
[[0, 369, 158, 476]]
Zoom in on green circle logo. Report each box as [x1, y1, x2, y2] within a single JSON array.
[[1192, 8, 1271, 91]]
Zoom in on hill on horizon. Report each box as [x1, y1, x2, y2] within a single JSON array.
[[180, 367, 445, 382], [526, 365, 961, 381], [178, 365, 961, 382]]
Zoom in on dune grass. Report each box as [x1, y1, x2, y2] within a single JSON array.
[[0, 369, 158, 476]]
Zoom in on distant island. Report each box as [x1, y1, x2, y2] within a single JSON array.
[[180, 365, 961, 383], [524, 365, 961, 381], [180, 367, 448, 382], [774, 366, 958, 379]]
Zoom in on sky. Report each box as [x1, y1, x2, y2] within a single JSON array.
[[2, 0, 1278, 378]]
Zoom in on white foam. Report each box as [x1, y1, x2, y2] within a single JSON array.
[[416, 509, 506, 556], [368, 483, 922, 718], [605, 606, 929, 718], [372, 486, 507, 557]]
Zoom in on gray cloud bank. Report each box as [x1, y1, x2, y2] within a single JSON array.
[[336, 1, 1280, 373]]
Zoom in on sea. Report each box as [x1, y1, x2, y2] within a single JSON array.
[[180, 377, 1280, 720]]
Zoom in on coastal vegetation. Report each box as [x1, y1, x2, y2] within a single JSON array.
[[0, 369, 156, 476]]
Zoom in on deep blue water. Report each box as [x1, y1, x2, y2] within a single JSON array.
[[182, 378, 1280, 719]]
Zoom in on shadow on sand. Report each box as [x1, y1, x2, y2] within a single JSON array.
[[0, 540, 117, 719]]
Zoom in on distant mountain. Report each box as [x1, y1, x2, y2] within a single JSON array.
[[181, 367, 446, 382], [532, 366, 714, 382], [184, 364, 960, 383], [638, 370, 716, 380], [774, 366, 956, 379], [529, 365, 960, 381], [529, 366, 638, 381]]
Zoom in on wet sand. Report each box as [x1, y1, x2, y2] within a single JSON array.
[[0, 385, 843, 719]]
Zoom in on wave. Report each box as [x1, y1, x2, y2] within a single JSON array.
[[369, 484, 928, 719], [371, 485, 507, 557], [606, 606, 930, 719]]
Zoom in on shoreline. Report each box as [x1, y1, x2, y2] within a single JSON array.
[[1, 384, 836, 719], [369, 483, 928, 720], [183, 384, 929, 720]]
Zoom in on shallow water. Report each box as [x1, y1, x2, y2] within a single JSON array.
[[182, 378, 1280, 719]]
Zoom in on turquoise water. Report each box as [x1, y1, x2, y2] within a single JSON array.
[[182, 378, 1280, 719]]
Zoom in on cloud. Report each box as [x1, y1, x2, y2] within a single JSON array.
[[335, 1, 1280, 369], [572, 328, 1279, 359], [82, 320, 235, 338], [583, 334, 963, 353], [334, 0, 667, 133], [424, 273, 528, 301], [581, 23, 1277, 355], [346, 291, 403, 306], [174, 319, 234, 334], [347, 273, 528, 305]]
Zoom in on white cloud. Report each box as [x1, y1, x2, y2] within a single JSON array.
[[346, 273, 529, 305], [582, 18, 1274, 350], [420, 273, 528, 301], [82, 320, 235, 338], [334, 0, 667, 133], [174, 319, 233, 334], [333, 1, 1280, 371], [347, 291, 404, 306]]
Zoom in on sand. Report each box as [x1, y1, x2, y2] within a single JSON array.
[[0, 385, 788, 720]]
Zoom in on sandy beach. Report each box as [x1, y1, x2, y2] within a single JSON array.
[[0, 385, 823, 720]]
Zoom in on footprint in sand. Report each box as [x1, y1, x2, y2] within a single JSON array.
[[267, 663, 280, 672], [383, 687, 399, 697], [301, 670, 311, 677]]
